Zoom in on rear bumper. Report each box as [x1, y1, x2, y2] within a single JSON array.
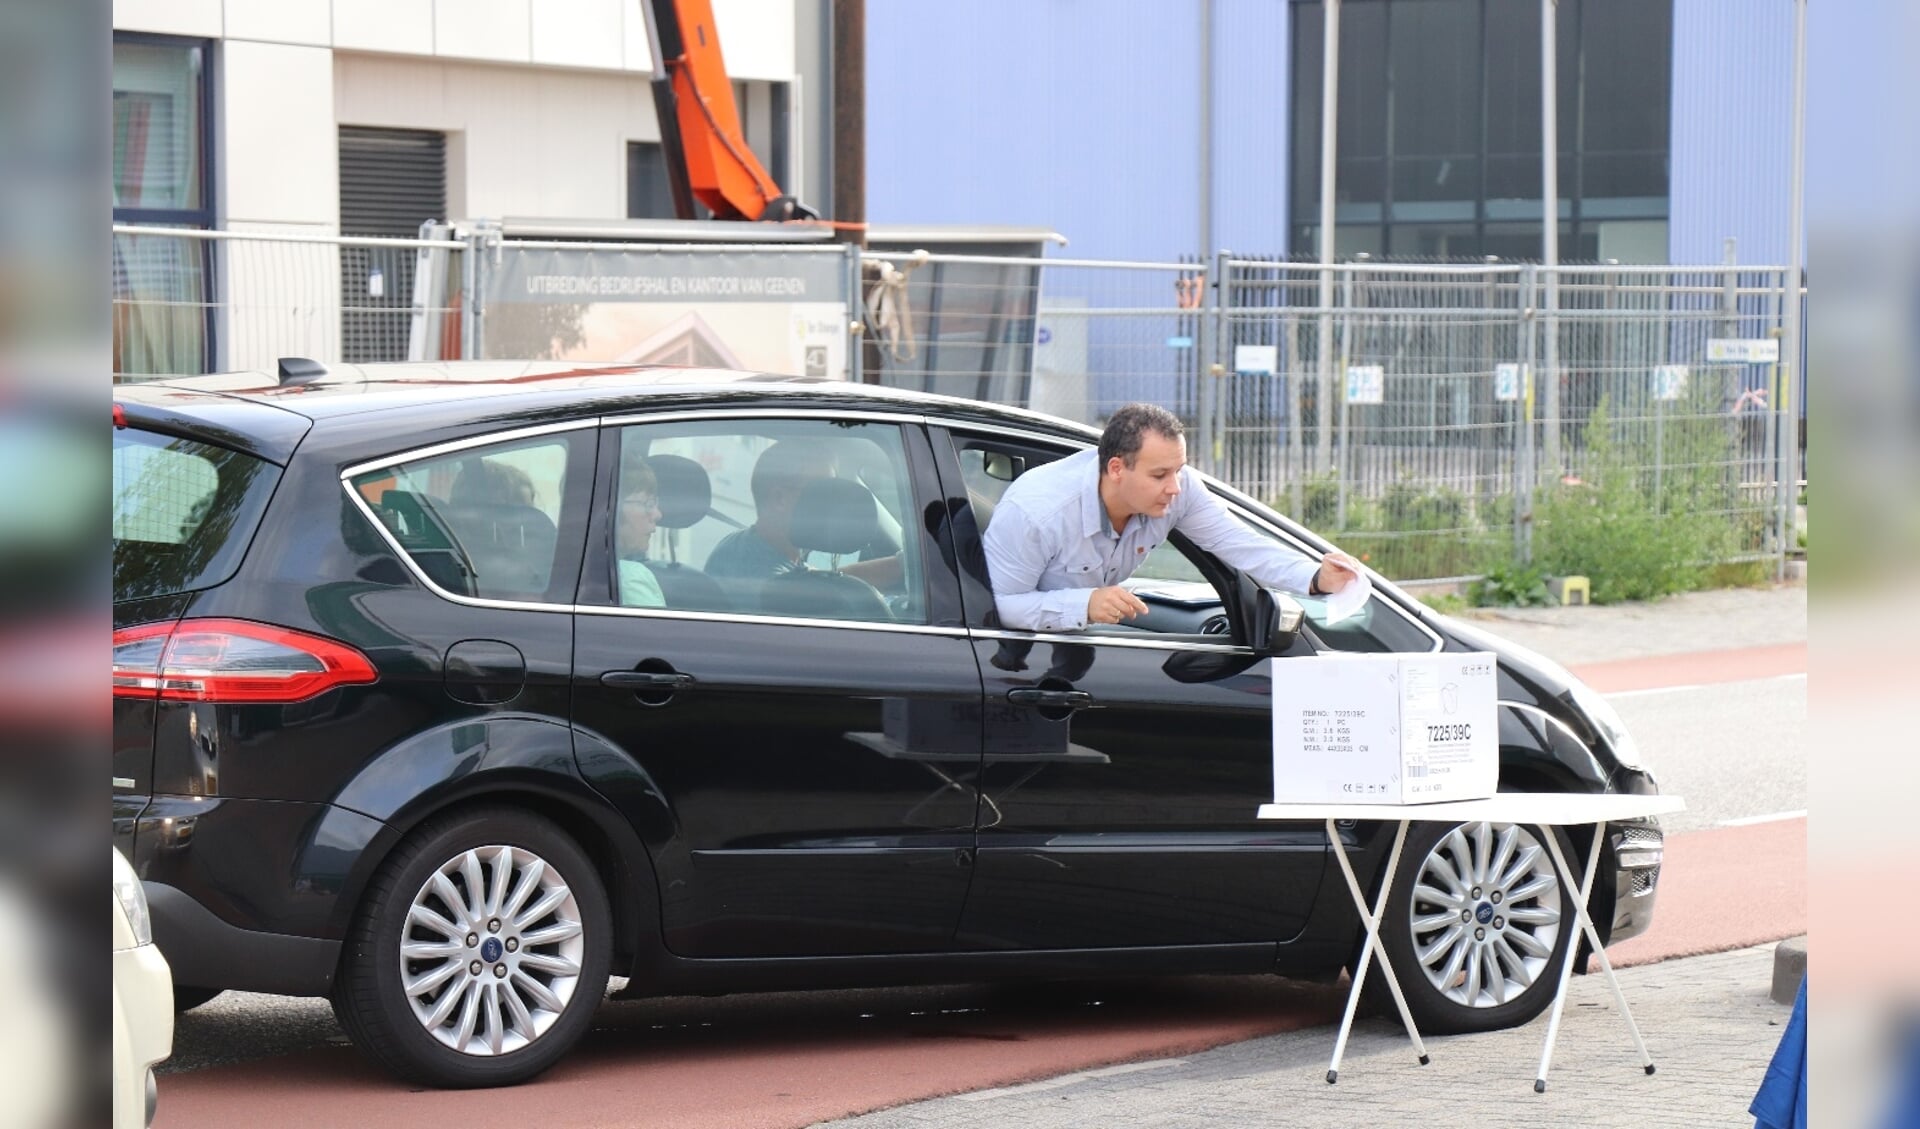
[[144, 883, 342, 996], [132, 794, 391, 997]]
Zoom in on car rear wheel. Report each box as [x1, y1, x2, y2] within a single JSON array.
[[1377, 820, 1577, 1035], [332, 807, 611, 1087]]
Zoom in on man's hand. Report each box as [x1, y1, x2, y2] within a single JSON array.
[[1315, 551, 1363, 594], [1087, 585, 1150, 625]]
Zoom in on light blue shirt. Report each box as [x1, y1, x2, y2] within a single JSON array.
[[981, 447, 1320, 632]]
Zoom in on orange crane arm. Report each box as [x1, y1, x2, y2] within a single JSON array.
[[640, 0, 815, 222]]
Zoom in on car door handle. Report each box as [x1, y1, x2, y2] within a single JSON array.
[[1006, 688, 1093, 709], [600, 671, 694, 689]]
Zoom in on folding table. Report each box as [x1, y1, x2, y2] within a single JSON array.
[[1257, 792, 1685, 1091]]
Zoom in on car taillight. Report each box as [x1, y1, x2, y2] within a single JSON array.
[[112, 619, 377, 704]]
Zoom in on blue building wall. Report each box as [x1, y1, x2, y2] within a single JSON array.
[[1668, 0, 1798, 265], [868, 0, 1291, 263], [1211, 0, 1292, 258], [868, 0, 1204, 262], [873, 1, 1802, 269]]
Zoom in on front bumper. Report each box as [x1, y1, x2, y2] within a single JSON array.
[[1603, 818, 1665, 945]]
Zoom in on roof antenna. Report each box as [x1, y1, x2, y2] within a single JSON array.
[[278, 357, 328, 385]]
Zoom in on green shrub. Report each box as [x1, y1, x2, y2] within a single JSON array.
[[1383, 479, 1466, 532], [1534, 401, 1741, 603], [1299, 472, 1341, 529], [1470, 561, 1554, 607], [1419, 592, 1470, 615]]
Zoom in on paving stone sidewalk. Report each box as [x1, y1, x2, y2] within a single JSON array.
[[815, 944, 1792, 1129], [1451, 582, 1806, 667]]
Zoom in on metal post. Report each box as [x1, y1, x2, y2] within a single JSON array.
[[1779, 0, 1807, 581], [473, 226, 500, 361], [1197, 261, 1217, 476], [1517, 264, 1539, 564], [1336, 265, 1355, 531], [1316, 0, 1342, 477], [1286, 299, 1304, 518], [1654, 388, 1664, 510], [1540, 0, 1562, 480], [846, 244, 864, 384], [459, 227, 479, 361], [1213, 248, 1233, 476]]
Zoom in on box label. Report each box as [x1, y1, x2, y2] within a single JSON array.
[[1272, 652, 1498, 805]]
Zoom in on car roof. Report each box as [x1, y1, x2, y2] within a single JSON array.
[[115, 361, 1101, 449]]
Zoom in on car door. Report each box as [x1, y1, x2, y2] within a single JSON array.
[[931, 425, 1332, 950], [570, 410, 985, 958]]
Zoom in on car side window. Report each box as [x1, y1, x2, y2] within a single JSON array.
[[602, 418, 928, 625], [955, 435, 1232, 634], [953, 431, 1432, 652], [350, 435, 573, 602]]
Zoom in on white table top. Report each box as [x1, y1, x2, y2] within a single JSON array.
[[1257, 793, 1684, 825]]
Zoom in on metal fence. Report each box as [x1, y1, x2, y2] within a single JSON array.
[[112, 224, 1803, 586], [113, 224, 467, 379], [859, 250, 1211, 426], [862, 250, 1804, 586]]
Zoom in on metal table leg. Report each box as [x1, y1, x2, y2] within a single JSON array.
[[1324, 818, 1429, 1083], [1533, 823, 1656, 1092]]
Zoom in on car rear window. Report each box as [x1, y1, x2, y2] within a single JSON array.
[[113, 428, 282, 602], [348, 434, 576, 603]]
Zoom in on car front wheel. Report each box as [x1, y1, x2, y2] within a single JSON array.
[[1377, 819, 1577, 1035], [332, 806, 612, 1087]]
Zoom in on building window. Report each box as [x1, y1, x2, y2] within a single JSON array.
[[627, 141, 690, 220], [1289, 0, 1671, 262], [629, 80, 792, 221], [113, 34, 215, 377], [339, 127, 448, 363]]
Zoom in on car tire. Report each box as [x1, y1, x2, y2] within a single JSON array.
[[172, 985, 224, 1012], [1373, 819, 1577, 1036], [331, 806, 612, 1088]]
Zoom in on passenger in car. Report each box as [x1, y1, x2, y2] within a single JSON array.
[[705, 439, 903, 595], [615, 458, 665, 608], [981, 402, 1362, 632], [449, 458, 538, 509]]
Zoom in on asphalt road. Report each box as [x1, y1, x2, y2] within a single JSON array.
[[153, 587, 1809, 1127]]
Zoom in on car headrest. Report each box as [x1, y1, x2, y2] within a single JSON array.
[[441, 501, 557, 546], [647, 454, 711, 530], [788, 477, 881, 556]]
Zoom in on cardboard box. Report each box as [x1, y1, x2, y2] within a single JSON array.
[[1272, 652, 1499, 805]]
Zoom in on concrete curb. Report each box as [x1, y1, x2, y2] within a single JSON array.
[[1771, 936, 1807, 1004]]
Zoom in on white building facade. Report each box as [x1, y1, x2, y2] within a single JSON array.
[[112, 0, 822, 373]]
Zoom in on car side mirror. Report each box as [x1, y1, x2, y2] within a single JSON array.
[[1249, 587, 1305, 656]]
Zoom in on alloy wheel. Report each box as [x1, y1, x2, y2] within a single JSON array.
[[1406, 821, 1564, 1009], [399, 844, 585, 1056]]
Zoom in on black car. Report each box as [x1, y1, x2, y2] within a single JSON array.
[[111, 362, 1665, 1088]]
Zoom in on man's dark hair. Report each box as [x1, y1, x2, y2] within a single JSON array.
[[1099, 403, 1185, 469]]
